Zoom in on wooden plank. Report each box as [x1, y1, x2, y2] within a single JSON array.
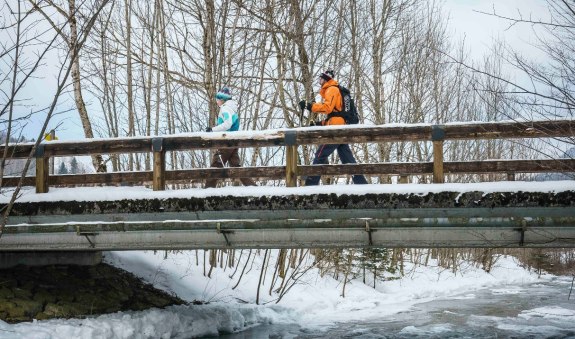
[[443, 159, 575, 173], [50, 172, 151, 185], [152, 137, 165, 191], [1, 144, 34, 159], [3, 159, 574, 189], [152, 151, 165, 191], [167, 166, 286, 181], [35, 157, 49, 193], [433, 140, 444, 183], [4, 167, 284, 188], [294, 120, 575, 145], [1, 177, 35, 187], [297, 163, 433, 176], [164, 134, 286, 152], [0, 139, 153, 158], [442, 120, 575, 140], [285, 145, 298, 187], [299, 159, 575, 177], [294, 125, 433, 145]]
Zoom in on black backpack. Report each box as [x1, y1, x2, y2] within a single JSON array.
[[330, 85, 359, 124]]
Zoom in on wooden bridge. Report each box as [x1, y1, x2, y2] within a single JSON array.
[[1, 119, 574, 251]]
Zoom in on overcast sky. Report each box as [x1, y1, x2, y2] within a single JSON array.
[[443, 0, 550, 58]]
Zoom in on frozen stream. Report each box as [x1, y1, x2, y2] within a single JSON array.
[[218, 275, 575, 338]]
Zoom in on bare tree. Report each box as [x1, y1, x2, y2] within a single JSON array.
[[26, 0, 110, 172], [466, 1, 575, 174], [477, 1, 575, 118], [1, 0, 111, 236]]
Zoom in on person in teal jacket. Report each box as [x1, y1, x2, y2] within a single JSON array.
[[204, 87, 256, 188]]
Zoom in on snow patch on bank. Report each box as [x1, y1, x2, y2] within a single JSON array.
[[0, 303, 292, 339]]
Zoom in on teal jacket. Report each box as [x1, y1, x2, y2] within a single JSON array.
[[212, 100, 239, 132]]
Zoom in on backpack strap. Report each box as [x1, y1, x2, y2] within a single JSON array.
[[327, 85, 343, 113]]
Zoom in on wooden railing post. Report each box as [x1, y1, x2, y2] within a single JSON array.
[[34, 144, 49, 193], [285, 131, 298, 187], [432, 125, 445, 184], [286, 146, 298, 187], [152, 138, 165, 191], [49, 130, 56, 175]]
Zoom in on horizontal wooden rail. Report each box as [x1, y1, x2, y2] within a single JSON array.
[[3, 159, 574, 188], [2, 120, 573, 159], [1, 119, 573, 192], [2, 133, 287, 158]]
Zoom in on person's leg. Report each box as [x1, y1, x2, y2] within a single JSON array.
[[305, 144, 337, 186], [218, 148, 235, 166], [204, 149, 226, 188], [337, 144, 368, 184], [228, 148, 256, 186], [227, 148, 240, 167]]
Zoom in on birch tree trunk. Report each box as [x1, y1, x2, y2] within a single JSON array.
[[69, 0, 106, 172], [201, 0, 218, 125], [123, 0, 135, 170]]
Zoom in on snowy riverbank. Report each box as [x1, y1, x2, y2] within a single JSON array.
[[0, 250, 563, 338]]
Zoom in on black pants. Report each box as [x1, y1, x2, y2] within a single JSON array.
[[305, 143, 368, 186], [205, 148, 256, 188]]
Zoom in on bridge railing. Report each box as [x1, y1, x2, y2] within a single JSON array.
[[1, 119, 574, 193]]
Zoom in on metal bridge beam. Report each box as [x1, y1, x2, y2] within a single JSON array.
[[2, 216, 575, 250]]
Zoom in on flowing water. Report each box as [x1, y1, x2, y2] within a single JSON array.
[[217, 275, 575, 338]]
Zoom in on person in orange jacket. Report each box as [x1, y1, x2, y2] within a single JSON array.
[[298, 70, 368, 186]]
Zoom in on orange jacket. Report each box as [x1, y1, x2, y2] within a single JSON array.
[[310, 78, 345, 126]]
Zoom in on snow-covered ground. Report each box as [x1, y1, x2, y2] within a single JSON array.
[[0, 249, 565, 339]]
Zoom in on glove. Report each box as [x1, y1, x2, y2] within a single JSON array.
[[205, 127, 212, 132], [299, 100, 314, 111]]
